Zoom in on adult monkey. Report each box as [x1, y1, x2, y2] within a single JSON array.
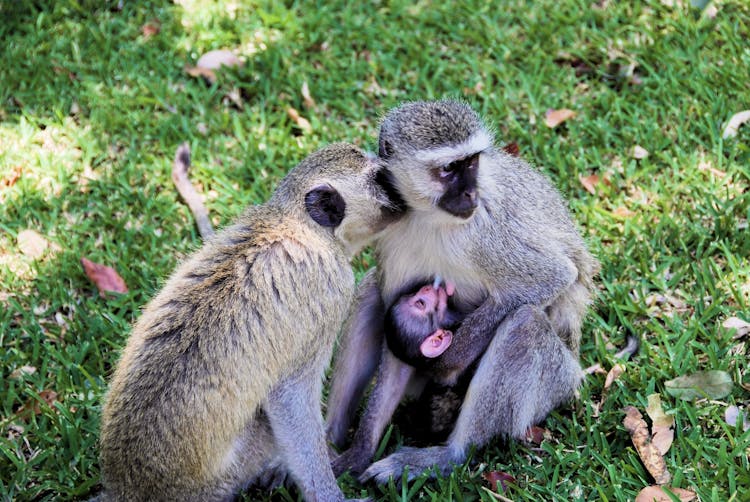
[[326, 100, 598, 483]]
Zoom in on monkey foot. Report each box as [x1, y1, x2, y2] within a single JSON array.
[[359, 446, 459, 485]]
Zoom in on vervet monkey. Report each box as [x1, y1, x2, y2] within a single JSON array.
[[98, 144, 402, 501], [326, 100, 598, 483]]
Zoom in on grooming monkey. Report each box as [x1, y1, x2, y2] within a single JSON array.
[[326, 100, 598, 482], [98, 144, 402, 501]]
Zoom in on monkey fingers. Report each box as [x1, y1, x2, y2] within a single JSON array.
[[359, 446, 460, 486]]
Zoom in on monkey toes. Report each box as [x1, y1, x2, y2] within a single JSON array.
[[359, 446, 456, 486]]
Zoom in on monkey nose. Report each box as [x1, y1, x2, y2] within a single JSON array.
[[464, 190, 477, 204]]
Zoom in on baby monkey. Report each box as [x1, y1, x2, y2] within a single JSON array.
[[385, 277, 464, 368]]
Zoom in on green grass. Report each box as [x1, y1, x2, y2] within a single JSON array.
[[1, 0, 749, 500]]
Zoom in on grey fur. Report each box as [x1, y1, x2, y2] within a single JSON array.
[[327, 101, 598, 482]]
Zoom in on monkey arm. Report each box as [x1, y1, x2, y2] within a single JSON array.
[[332, 347, 414, 477], [326, 268, 385, 448], [431, 250, 578, 383]]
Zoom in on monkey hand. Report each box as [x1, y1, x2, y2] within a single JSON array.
[[332, 445, 374, 478], [359, 446, 458, 486]]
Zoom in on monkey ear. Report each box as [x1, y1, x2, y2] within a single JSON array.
[[305, 184, 346, 228], [420, 329, 453, 358], [378, 137, 394, 159]]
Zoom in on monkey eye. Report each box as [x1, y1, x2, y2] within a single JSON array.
[[440, 162, 457, 178], [414, 299, 425, 309]]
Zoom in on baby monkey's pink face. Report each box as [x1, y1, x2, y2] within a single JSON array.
[[404, 282, 456, 358], [407, 284, 449, 321]]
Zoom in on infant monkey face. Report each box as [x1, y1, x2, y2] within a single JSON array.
[[407, 284, 449, 322]]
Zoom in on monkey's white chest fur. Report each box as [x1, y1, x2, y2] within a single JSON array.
[[377, 210, 488, 309]]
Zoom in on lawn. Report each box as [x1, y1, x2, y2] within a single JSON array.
[[1, 0, 748, 500]]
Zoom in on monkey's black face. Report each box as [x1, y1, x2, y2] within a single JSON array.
[[434, 153, 479, 219]]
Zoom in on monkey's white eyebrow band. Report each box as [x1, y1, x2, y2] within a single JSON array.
[[414, 130, 492, 166]]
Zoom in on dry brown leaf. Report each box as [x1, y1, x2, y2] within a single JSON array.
[[196, 50, 242, 71], [545, 108, 576, 128], [579, 174, 600, 195], [501, 142, 520, 157], [612, 206, 636, 218], [722, 316, 750, 339], [17, 390, 59, 418], [184, 65, 217, 83], [631, 145, 649, 159], [584, 363, 608, 375], [17, 229, 49, 259], [722, 110, 750, 139], [604, 363, 625, 391], [81, 257, 128, 295], [646, 394, 674, 455], [10, 365, 36, 379], [483, 470, 516, 492], [623, 406, 671, 485], [301, 81, 316, 109], [635, 486, 696, 502], [141, 20, 160, 38], [224, 87, 243, 109], [524, 425, 549, 444], [1, 165, 22, 189], [287, 107, 312, 133], [186, 50, 243, 84]]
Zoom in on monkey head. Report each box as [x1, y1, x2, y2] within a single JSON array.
[[272, 143, 406, 257], [385, 281, 459, 367], [377, 100, 494, 220]]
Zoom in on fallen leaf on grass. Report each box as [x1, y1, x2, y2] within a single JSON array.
[[17, 230, 48, 259], [1, 165, 22, 188], [724, 405, 750, 431], [185, 65, 218, 83], [301, 81, 316, 109], [483, 470, 516, 492], [722, 110, 750, 139], [722, 317, 750, 339], [17, 390, 59, 418], [579, 174, 600, 194], [545, 108, 576, 128], [646, 394, 674, 455], [664, 370, 733, 400], [185, 50, 243, 84], [10, 366, 36, 379], [287, 107, 312, 133], [81, 257, 128, 295], [604, 363, 625, 391], [623, 406, 671, 485], [524, 425, 549, 444], [141, 20, 160, 38], [612, 206, 636, 218], [223, 87, 243, 109], [501, 142, 520, 157], [635, 486, 696, 502], [631, 145, 649, 159]]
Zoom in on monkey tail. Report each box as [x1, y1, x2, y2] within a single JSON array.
[[172, 142, 215, 239]]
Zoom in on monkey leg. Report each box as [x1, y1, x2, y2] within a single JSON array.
[[333, 349, 415, 477], [326, 268, 386, 448], [361, 305, 582, 485]]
